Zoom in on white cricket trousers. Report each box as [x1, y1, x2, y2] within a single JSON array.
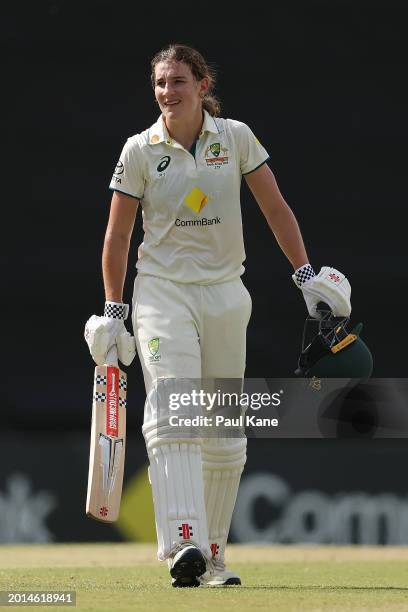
[[132, 274, 251, 561], [132, 274, 252, 386]]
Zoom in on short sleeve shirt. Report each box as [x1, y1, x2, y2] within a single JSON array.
[[109, 110, 269, 284]]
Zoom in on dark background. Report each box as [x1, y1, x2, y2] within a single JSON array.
[[1, 0, 408, 543], [4, 0, 407, 429]]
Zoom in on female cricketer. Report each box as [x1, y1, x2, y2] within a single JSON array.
[[85, 44, 351, 587]]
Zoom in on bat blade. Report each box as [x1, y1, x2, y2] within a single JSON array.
[[86, 362, 127, 523]]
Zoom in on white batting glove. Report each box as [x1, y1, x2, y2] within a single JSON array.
[[84, 301, 136, 366], [292, 264, 351, 318]]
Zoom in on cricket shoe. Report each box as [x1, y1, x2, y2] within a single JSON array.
[[170, 544, 207, 588], [199, 559, 241, 587]]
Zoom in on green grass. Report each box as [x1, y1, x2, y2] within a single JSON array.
[[1, 544, 408, 611]]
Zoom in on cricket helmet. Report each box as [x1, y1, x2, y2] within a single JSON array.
[[295, 308, 373, 378]]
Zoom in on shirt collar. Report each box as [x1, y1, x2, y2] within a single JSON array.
[[148, 110, 219, 146], [148, 115, 169, 145], [199, 110, 220, 137]]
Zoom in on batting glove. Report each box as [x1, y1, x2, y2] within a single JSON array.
[[292, 264, 351, 318], [84, 301, 136, 366]]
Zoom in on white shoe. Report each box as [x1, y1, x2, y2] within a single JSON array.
[[199, 560, 241, 587]]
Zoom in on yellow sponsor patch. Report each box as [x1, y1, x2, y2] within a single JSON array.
[[184, 187, 209, 213]]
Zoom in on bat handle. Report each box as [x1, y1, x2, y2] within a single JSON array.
[[106, 344, 118, 366]]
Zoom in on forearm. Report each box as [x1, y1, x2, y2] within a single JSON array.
[[263, 201, 309, 271], [102, 232, 131, 303]]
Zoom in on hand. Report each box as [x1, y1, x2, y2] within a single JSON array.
[[292, 264, 351, 318], [84, 301, 136, 366]]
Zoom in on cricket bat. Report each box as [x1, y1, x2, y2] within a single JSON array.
[[86, 345, 127, 522]]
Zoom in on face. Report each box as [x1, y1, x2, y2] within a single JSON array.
[[154, 60, 208, 121]]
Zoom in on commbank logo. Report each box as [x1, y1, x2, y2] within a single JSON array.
[[175, 217, 221, 227], [184, 187, 208, 214]]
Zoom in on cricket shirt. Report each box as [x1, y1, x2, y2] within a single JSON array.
[[109, 110, 269, 285]]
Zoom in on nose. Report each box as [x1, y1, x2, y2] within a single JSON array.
[[163, 81, 175, 97]]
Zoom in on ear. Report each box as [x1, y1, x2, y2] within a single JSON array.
[[198, 77, 209, 97]]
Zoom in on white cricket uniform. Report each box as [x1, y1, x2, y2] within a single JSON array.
[[109, 110, 269, 285], [109, 111, 269, 562], [109, 108, 270, 392]]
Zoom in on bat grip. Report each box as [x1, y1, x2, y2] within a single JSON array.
[[106, 344, 118, 366]]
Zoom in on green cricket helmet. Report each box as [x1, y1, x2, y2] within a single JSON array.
[[295, 308, 373, 378]]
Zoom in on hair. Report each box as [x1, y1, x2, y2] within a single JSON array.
[[150, 44, 221, 117]]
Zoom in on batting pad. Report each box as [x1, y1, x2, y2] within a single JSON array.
[[202, 437, 247, 563], [147, 442, 211, 561]]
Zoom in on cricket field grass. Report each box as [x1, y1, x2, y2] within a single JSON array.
[[1, 544, 408, 611]]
